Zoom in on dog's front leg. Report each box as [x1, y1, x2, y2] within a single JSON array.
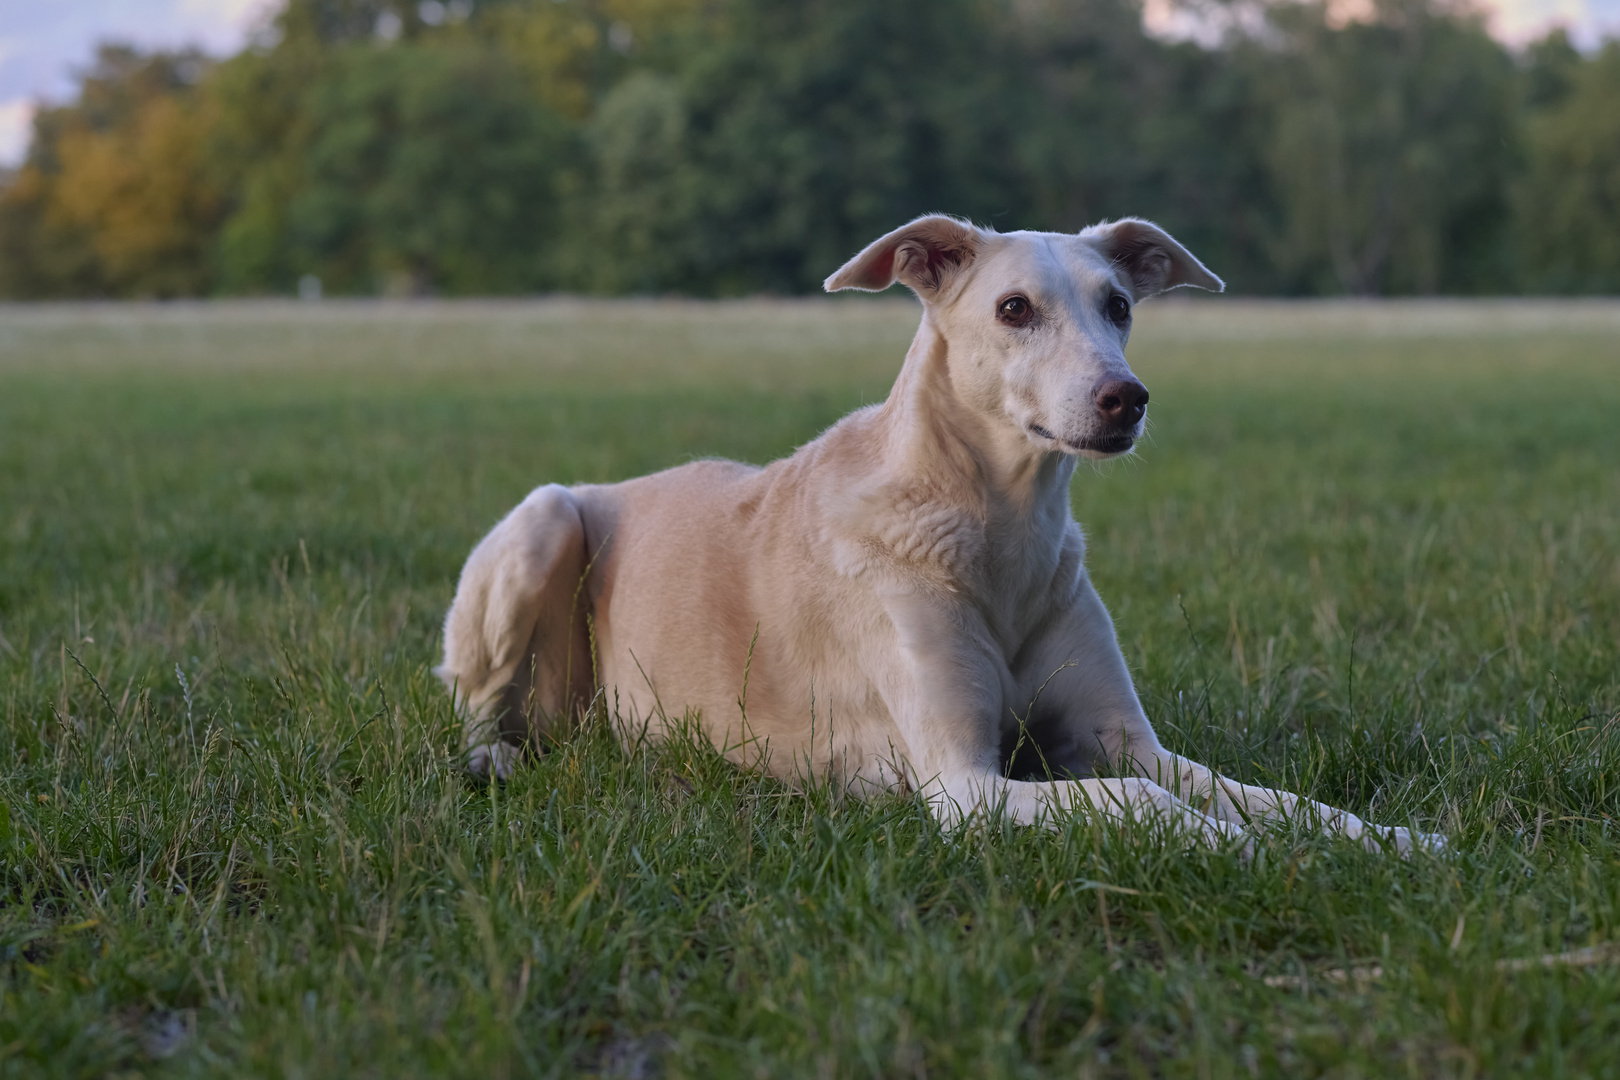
[[1029, 576, 1444, 854], [1136, 752, 1446, 855], [878, 593, 1238, 847], [942, 772, 1247, 848]]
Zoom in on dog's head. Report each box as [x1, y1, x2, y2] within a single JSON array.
[[825, 216, 1222, 459]]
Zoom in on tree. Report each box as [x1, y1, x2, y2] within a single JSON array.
[[216, 40, 578, 294], [1252, 0, 1517, 294], [1009, 1, 1281, 290], [0, 47, 223, 297], [0, 0, 1601, 299], [577, 0, 1050, 293], [1516, 41, 1620, 293]]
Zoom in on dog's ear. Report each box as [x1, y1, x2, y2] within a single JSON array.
[[1081, 218, 1224, 299], [824, 215, 981, 296]]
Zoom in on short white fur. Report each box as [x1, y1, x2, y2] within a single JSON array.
[[437, 214, 1443, 856]]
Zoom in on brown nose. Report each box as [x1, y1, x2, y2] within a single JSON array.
[[1093, 378, 1149, 427]]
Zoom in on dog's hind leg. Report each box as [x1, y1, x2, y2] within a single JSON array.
[[437, 484, 594, 779]]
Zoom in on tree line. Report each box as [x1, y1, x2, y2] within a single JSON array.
[[1, 0, 1616, 298]]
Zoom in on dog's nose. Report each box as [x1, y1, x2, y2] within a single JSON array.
[[1093, 378, 1149, 426]]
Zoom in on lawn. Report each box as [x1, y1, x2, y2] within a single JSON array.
[[2, 296, 1618, 1078]]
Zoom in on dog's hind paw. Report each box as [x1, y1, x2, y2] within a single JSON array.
[[467, 741, 521, 782]]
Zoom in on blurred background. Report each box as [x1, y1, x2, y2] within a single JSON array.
[[0, 0, 1616, 299]]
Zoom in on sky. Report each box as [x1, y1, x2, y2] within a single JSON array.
[[2, 0, 1618, 167]]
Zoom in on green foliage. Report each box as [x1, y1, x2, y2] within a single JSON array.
[[579, 72, 695, 291], [2, 0, 1619, 297], [627, 0, 1049, 293], [1516, 42, 1620, 293], [2, 299, 1619, 1074], [280, 0, 416, 45], [0, 47, 223, 298], [1256, 0, 1519, 294], [220, 42, 577, 294]]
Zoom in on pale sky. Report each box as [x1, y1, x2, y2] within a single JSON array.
[[2, 0, 1617, 166], [0, 0, 276, 164]]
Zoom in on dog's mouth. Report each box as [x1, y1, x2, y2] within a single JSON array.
[[1074, 433, 1135, 457], [1028, 424, 1135, 458]]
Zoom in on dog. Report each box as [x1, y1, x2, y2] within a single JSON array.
[[437, 215, 1442, 854]]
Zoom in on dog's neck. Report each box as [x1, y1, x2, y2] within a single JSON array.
[[879, 313, 1077, 523]]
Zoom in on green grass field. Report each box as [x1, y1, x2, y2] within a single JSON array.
[[2, 297, 1619, 1078]]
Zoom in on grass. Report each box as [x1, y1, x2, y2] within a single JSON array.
[[1, 296, 1618, 1078]]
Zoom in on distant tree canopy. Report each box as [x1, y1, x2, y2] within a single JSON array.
[[1, 0, 1616, 297]]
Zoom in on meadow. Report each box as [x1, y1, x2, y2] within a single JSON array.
[[1, 296, 1618, 1078]]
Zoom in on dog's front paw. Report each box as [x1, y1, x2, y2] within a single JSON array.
[[467, 741, 521, 781], [1365, 825, 1448, 857], [1183, 812, 1254, 861]]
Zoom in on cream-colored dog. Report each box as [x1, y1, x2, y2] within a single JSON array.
[[438, 215, 1440, 854]]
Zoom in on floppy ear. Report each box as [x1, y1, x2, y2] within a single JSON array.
[[824, 215, 981, 296], [1081, 218, 1224, 299]]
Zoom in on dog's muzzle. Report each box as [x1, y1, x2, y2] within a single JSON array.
[[1028, 424, 1137, 457], [1075, 433, 1136, 456]]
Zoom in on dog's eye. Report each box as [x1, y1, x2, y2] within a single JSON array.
[[1106, 294, 1131, 326], [997, 295, 1033, 327]]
